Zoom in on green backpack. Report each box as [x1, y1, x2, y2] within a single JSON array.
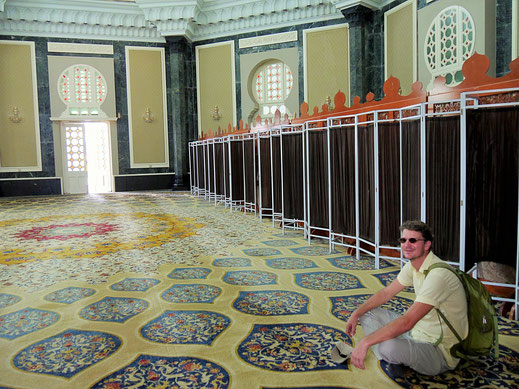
[[424, 262, 499, 362]]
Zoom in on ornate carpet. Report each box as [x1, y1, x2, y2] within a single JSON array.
[[0, 192, 518, 389]]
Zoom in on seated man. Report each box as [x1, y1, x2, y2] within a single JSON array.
[[345, 220, 468, 375]]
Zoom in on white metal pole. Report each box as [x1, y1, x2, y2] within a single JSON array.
[[460, 94, 467, 271], [374, 113, 380, 269]]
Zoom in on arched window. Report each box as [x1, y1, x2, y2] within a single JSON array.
[[58, 64, 108, 117], [424, 6, 475, 87], [252, 60, 293, 123]]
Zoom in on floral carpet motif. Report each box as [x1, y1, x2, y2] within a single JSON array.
[[264, 257, 317, 270], [330, 294, 414, 322], [237, 323, 352, 372], [0, 308, 59, 339], [91, 354, 230, 389], [168, 267, 211, 279], [161, 284, 221, 303], [140, 310, 230, 344], [12, 329, 121, 378], [213, 257, 252, 267], [243, 248, 282, 256], [79, 297, 148, 322], [327, 256, 397, 270], [498, 316, 519, 336], [0, 293, 21, 308], [372, 271, 414, 293], [0, 212, 204, 265], [381, 345, 519, 388], [44, 287, 95, 304], [223, 270, 277, 286], [262, 239, 299, 247], [233, 290, 310, 315], [289, 246, 340, 256], [110, 277, 160, 291], [14, 222, 119, 242], [295, 272, 364, 291]]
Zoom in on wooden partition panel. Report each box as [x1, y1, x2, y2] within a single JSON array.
[[401, 120, 422, 222], [378, 122, 401, 245], [224, 142, 230, 199], [282, 133, 304, 220], [272, 137, 282, 214], [426, 116, 460, 262], [465, 107, 519, 270], [197, 144, 206, 191], [244, 139, 255, 203], [330, 127, 356, 236], [214, 143, 225, 196], [358, 125, 375, 242], [308, 130, 329, 229], [230, 141, 244, 201], [259, 137, 272, 209]]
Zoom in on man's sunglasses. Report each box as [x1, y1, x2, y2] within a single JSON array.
[[398, 238, 425, 244]]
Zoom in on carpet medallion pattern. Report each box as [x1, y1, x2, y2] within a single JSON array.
[[168, 267, 211, 279], [262, 239, 299, 247], [327, 256, 397, 270], [372, 271, 415, 293], [91, 354, 230, 389], [0, 293, 21, 308], [223, 270, 277, 286], [213, 257, 252, 267], [243, 248, 282, 256], [161, 284, 221, 303], [238, 323, 352, 372], [140, 310, 230, 344], [330, 294, 414, 322], [0, 308, 59, 339], [44, 287, 96, 304], [289, 246, 340, 256], [233, 290, 310, 315], [79, 297, 148, 322], [295, 272, 364, 291], [109, 277, 160, 291], [264, 257, 317, 269], [13, 329, 121, 378]]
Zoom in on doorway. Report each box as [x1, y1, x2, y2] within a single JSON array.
[[62, 122, 113, 194]]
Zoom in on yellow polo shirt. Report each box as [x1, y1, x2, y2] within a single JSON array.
[[397, 251, 469, 369]]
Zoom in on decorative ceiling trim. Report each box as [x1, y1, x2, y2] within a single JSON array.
[[1, 0, 345, 42]]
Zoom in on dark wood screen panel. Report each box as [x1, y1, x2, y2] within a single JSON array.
[[272, 136, 282, 213], [282, 133, 304, 220], [401, 120, 421, 222], [230, 141, 244, 201], [426, 116, 460, 262], [224, 142, 230, 198], [308, 130, 329, 228], [197, 144, 206, 190], [465, 107, 519, 270], [358, 125, 375, 241], [330, 127, 356, 236], [259, 138, 272, 209], [244, 139, 255, 203], [208, 144, 215, 193], [214, 143, 225, 196]]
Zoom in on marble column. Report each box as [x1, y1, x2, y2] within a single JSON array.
[[165, 36, 197, 190]]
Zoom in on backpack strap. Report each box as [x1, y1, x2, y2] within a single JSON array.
[[424, 263, 464, 347]]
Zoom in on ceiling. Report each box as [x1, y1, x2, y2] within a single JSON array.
[[0, 0, 392, 42]]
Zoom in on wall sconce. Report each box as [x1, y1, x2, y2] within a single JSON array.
[[325, 96, 334, 111], [212, 105, 221, 121], [143, 107, 154, 123], [9, 107, 22, 123]]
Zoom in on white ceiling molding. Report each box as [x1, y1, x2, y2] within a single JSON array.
[[0, 0, 344, 42], [332, 0, 393, 11]]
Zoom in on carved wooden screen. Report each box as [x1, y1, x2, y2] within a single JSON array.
[[330, 126, 356, 236], [308, 130, 329, 229], [465, 106, 519, 270]]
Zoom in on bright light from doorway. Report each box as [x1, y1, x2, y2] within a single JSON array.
[[84, 122, 113, 194]]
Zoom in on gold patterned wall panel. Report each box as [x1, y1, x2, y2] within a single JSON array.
[[304, 25, 349, 112], [0, 41, 41, 171], [385, 0, 416, 96], [196, 42, 235, 137], [126, 47, 168, 167]]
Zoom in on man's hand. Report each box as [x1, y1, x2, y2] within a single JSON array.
[[350, 339, 370, 369], [345, 313, 359, 337]]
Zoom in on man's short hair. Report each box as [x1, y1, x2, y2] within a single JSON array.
[[399, 220, 434, 243]]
